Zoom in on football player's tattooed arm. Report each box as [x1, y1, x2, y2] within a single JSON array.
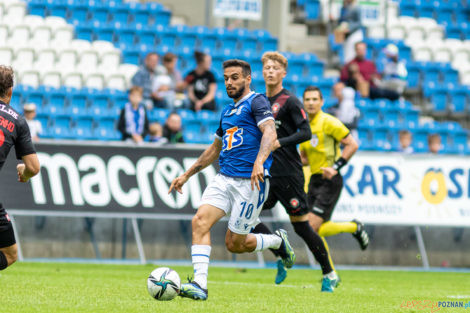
[[251, 119, 277, 190], [169, 139, 222, 194]]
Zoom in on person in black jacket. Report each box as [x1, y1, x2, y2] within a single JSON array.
[[118, 86, 149, 143], [250, 52, 339, 292], [0, 65, 40, 271]]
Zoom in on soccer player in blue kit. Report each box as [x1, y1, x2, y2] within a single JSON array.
[[169, 59, 296, 300]]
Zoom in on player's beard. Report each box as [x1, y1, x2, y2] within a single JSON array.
[[227, 84, 245, 99]]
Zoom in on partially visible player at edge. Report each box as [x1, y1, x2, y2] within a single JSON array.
[[168, 59, 296, 301], [300, 86, 369, 252], [251, 52, 339, 292], [0, 65, 40, 272]]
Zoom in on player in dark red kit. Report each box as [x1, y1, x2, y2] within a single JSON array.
[[0, 66, 40, 271], [251, 52, 338, 292]]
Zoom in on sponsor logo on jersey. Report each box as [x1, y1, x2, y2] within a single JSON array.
[[290, 198, 299, 208], [272, 103, 280, 114], [311, 134, 319, 147]]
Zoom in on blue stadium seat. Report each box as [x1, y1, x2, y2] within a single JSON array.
[[436, 4, 454, 25], [28, 1, 47, 17], [400, 2, 417, 17], [88, 3, 109, 24], [137, 28, 157, 47], [446, 24, 463, 39], [149, 108, 170, 124], [73, 117, 95, 139], [95, 26, 115, 42], [26, 90, 45, 106], [405, 62, 421, 88], [75, 24, 94, 41], [115, 27, 136, 49], [158, 30, 177, 47], [122, 48, 140, 65], [305, 0, 321, 20], [110, 5, 131, 25], [67, 3, 88, 24], [177, 109, 196, 122], [48, 3, 68, 19], [155, 9, 171, 26], [196, 110, 218, 122], [418, 2, 435, 19], [430, 89, 448, 113], [179, 29, 198, 49], [95, 117, 119, 140], [449, 87, 467, 113], [260, 37, 278, 52]]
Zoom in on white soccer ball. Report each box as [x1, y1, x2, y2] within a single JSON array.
[[147, 267, 181, 301]]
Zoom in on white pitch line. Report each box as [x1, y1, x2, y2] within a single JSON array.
[[208, 280, 317, 289], [446, 295, 470, 299]]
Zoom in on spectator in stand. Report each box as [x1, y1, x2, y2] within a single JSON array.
[[336, 0, 363, 64], [398, 130, 414, 154], [153, 52, 187, 109], [340, 42, 400, 101], [118, 86, 149, 144], [428, 133, 442, 154], [23, 103, 42, 142], [131, 52, 159, 109], [377, 44, 408, 95], [331, 82, 360, 140], [185, 51, 217, 112], [163, 112, 184, 143], [148, 122, 168, 144]]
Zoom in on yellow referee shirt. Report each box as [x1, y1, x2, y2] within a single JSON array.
[[299, 111, 349, 175]]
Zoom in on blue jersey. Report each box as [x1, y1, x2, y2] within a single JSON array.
[[215, 91, 274, 178]]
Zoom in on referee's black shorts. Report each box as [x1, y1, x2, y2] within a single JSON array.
[[307, 173, 343, 221], [262, 175, 309, 216], [0, 203, 16, 248]]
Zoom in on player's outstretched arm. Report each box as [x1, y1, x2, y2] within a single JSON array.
[[17, 153, 40, 183], [251, 119, 277, 190], [169, 139, 222, 194]]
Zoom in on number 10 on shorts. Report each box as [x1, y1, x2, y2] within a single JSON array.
[[239, 202, 254, 219]]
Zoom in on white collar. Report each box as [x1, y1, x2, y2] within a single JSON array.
[[233, 91, 255, 107]]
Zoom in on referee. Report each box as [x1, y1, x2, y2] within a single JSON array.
[[0, 66, 40, 271], [251, 52, 338, 292], [299, 86, 369, 250]]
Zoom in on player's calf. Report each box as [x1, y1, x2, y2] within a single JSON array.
[[0, 248, 16, 270]]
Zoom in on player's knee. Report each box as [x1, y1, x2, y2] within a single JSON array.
[[192, 214, 209, 235]]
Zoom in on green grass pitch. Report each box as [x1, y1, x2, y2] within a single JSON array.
[[2, 262, 469, 313]]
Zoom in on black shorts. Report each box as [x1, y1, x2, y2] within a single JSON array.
[[307, 174, 343, 221], [0, 204, 16, 248], [262, 175, 309, 216]]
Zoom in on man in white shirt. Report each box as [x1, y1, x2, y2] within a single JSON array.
[[23, 103, 42, 142]]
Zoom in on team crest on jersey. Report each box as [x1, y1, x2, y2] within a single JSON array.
[[225, 105, 245, 116], [311, 134, 319, 147], [290, 198, 300, 208], [272, 103, 280, 114]]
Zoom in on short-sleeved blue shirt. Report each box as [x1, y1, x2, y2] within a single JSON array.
[[215, 91, 274, 178]]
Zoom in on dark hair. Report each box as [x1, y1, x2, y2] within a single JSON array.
[[0, 65, 14, 98], [303, 86, 323, 100], [194, 51, 207, 65], [222, 59, 251, 77], [163, 52, 177, 63]]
